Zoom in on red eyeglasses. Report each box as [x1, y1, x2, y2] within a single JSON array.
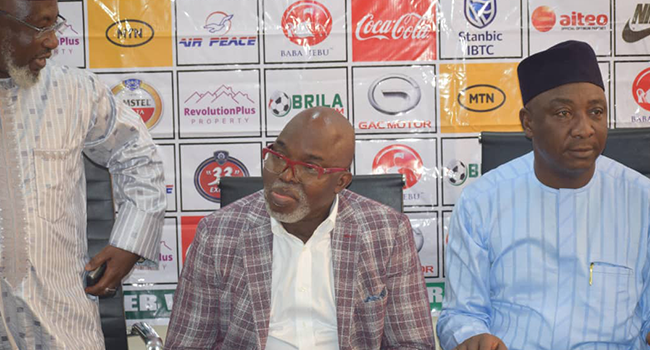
[[262, 145, 348, 182]]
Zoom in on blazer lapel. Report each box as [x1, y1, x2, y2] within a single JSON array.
[[332, 194, 362, 348], [241, 216, 273, 349]]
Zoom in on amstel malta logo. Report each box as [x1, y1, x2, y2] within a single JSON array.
[[112, 79, 163, 129], [371, 145, 423, 189], [194, 151, 249, 203], [106, 19, 154, 48], [632, 67, 650, 112], [282, 0, 332, 46]]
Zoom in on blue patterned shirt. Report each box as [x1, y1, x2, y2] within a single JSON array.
[[438, 152, 650, 350]]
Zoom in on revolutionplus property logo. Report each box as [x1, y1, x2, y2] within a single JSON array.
[[178, 12, 256, 49], [183, 85, 257, 126], [352, 0, 435, 61], [194, 151, 249, 203], [371, 144, 424, 189], [112, 79, 163, 130], [623, 4, 650, 43], [531, 6, 608, 32]]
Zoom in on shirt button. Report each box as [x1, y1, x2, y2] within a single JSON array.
[[299, 287, 307, 292]]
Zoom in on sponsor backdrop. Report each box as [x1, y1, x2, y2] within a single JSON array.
[[54, 0, 650, 328]]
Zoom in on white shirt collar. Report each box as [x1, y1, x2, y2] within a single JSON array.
[[270, 195, 339, 243]]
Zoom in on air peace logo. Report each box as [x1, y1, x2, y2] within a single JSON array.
[[457, 84, 506, 112], [632, 67, 650, 112], [204, 11, 233, 34], [178, 12, 256, 48], [106, 19, 154, 48], [465, 0, 497, 29], [112, 79, 163, 129], [194, 151, 249, 203], [282, 0, 333, 46], [371, 144, 423, 189]]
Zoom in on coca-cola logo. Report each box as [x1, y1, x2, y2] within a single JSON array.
[[355, 13, 433, 41], [282, 0, 332, 46]]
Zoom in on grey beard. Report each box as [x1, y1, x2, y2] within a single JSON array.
[[263, 183, 310, 224], [1, 39, 39, 89]]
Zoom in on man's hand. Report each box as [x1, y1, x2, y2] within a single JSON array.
[[453, 333, 507, 350], [84, 246, 141, 297]]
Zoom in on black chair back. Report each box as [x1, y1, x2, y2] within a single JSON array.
[[84, 156, 128, 350], [219, 174, 405, 212], [480, 128, 650, 178]]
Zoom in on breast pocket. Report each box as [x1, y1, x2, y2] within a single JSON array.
[[587, 261, 634, 340], [33, 149, 74, 223]]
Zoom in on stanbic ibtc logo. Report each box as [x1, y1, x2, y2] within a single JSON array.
[[465, 0, 497, 29], [445, 159, 480, 186]]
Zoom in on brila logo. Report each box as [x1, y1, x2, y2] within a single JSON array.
[[111, 79, 163, 129], [531, 6, 608, 32], [194, 151, 249, 203], [623, 4, 650, 43], [268, 90, 344, 117], [445, 160, 480, 186], [106, 19, 154, 48], [179, 12, 256, 49], [464, 0, 496, 29], [371, 144, 423, 189]]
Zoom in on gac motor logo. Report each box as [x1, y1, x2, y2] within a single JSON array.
[[112, 79, 163, 129], [372, 144, 423, 189], [632, 67, 650, 112], [282, 0, 332, 46], [531, 6, 608, 32], [178, 12, 256, 48], [106, 19, 154, 48], [355, 12, 433, 41], [458, 84, 505, 113], [194, 151, 249, 203], [623, 4, 650, 43]]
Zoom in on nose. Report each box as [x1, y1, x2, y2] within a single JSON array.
[[570, 110, 596, 139], [278, 164, 300, 184], [41, 30, 59, 50]]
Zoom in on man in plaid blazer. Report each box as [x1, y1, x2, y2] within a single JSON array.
[[166, 107, 435, 350]]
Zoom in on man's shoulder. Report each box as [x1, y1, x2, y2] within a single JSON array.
[[338, 189, 407, 227], [462, 151, 534, 199], [45, 63, 96, 83], [597, 155, 650, 191], [198, 190, 268, 235]]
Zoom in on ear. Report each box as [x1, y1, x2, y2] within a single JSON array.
[[520, 107, 534, 139], [333, 171, 353, 194]]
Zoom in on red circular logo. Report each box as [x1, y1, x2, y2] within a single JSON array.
[[371, 145, 423, 189], [531, 6, 556, 32], [281, 0, 332, 46], [194, 151, 249, 203], [633, 67, 650, 112]]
